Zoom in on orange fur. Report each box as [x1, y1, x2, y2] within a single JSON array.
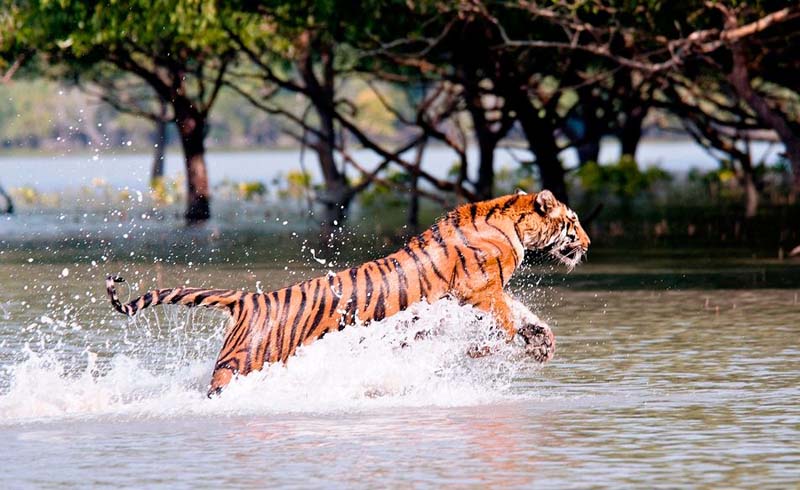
[[107, 190, 590, 395]]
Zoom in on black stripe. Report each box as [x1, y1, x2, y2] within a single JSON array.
[[348, 267, 359, 324], [339, 268, 358, 330], [253, 293, 273, 367], [485, 221, 521, 267], [193, 290, 223, 305], [274, 287, 293, 358], [374, 291, 386, 320], [391, 257, 409, 311], [415, 235, 449, 283], [213, 290, 241, 312], [401, 246, 431, 296], [496, 257, 506, 285], [306, 278, 328, 340], [297, 278, 321, 342], [485, 205, 499, 222], [244, 293, 262, 370], [450, 214, 488, 277], [220, 308, 251, 360], [328, 275, 343, 317], [454, 246, 470, 277], [216, 358, 240, 374], [286, 281, 309, 357], [501, 195, 521, 211], [363, 265, 375, 317], [430, 223, 450, 258], [373, 260, 390, 321]]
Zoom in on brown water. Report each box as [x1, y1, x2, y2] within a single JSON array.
[[1, 231, 799, 488]]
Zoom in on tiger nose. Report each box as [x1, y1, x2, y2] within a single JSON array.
[[579, 230, 591, 250]]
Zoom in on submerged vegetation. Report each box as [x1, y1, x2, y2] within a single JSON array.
[[2, 154, 797, 255]]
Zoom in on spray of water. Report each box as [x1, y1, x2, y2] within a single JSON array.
[[0, 299, 549, 424]]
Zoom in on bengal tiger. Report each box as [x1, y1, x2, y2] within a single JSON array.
[[107, 189, 590, 396]]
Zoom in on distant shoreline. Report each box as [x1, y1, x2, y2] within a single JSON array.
[[0, 134, 781, 159], [0, 139, 786, 192]]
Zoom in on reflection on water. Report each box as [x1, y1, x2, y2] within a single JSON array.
[[0, 249, 798, 487]]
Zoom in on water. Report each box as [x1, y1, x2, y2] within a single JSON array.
[[1, 224, 799, 487], [0, 139, 785, 192]]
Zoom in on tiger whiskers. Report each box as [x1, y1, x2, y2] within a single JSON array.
[[547, 237, 585, 272]]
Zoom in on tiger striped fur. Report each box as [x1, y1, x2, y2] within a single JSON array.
[[107, 190, 590, 396]]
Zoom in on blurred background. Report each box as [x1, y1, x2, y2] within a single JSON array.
[[0, 0, 798, 262]]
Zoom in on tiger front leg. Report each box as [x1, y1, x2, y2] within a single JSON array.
[[465, 291, 517, 358], [505, 294, 556, 363]]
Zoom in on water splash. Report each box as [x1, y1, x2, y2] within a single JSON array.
[[0, 299, 543, 424]]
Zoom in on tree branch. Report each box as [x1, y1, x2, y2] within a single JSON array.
[[1, 53, 27, 84]]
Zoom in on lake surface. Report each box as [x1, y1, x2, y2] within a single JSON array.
[[0, 215, 798, 489], [0, 139, 785, 192]]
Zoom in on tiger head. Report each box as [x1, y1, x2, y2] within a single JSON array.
[[514, 189, 591, 270]]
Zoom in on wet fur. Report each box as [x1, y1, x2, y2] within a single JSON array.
[[107, 190, 590, 396]]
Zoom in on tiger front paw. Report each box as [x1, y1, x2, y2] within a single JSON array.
[[517, 323, 556, 363]]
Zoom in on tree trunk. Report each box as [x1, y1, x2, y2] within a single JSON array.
[[475, 134, 496, 200], [408, 171, 420, 233], [727, 21, 800, 195], [510, 89, 569, 203], [536, 156, 569, 204], [737, 148, 760, 218], [307, 90, 351, 237], [464, 90, 498, 200], [569, 95, 602, 166], [151, 98, 168, 186], [176, 111, 210, 224], [619, 105, 647, 159], [319, 185, 350, 242], [576, 138, 601, 166], [743, 171, 759, 218], [151, 120, 167, 184], [315, 146, 350, 241], [407, 139, 427, 234], [309, 87, 349, 239], [297, 36, 354, 238], [0, 183, 13, 215]]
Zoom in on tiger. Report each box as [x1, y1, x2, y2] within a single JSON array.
[[106, 189, 590, 396]]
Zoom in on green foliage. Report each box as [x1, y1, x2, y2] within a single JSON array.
[[494, 165, 538, 195], [358, 169, 409, 209], [150, 177, 183, 205], [8, 0, 236, 133], [275, 170, 312, 201], [577, 155, 672, 202], [237, 181, 267, 201], [13, 0, 230, 59], [3, 0, 799, 226]]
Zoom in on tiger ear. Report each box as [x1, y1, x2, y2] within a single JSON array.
[[515, 188, 528, 196], [534, 190, 558, 217]]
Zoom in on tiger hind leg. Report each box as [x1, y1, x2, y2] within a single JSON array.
[[206, 316, 251, 397], [207, 366, 236, 397]]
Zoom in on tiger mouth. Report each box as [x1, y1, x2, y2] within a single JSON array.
[[549, 243, 586, 271]]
